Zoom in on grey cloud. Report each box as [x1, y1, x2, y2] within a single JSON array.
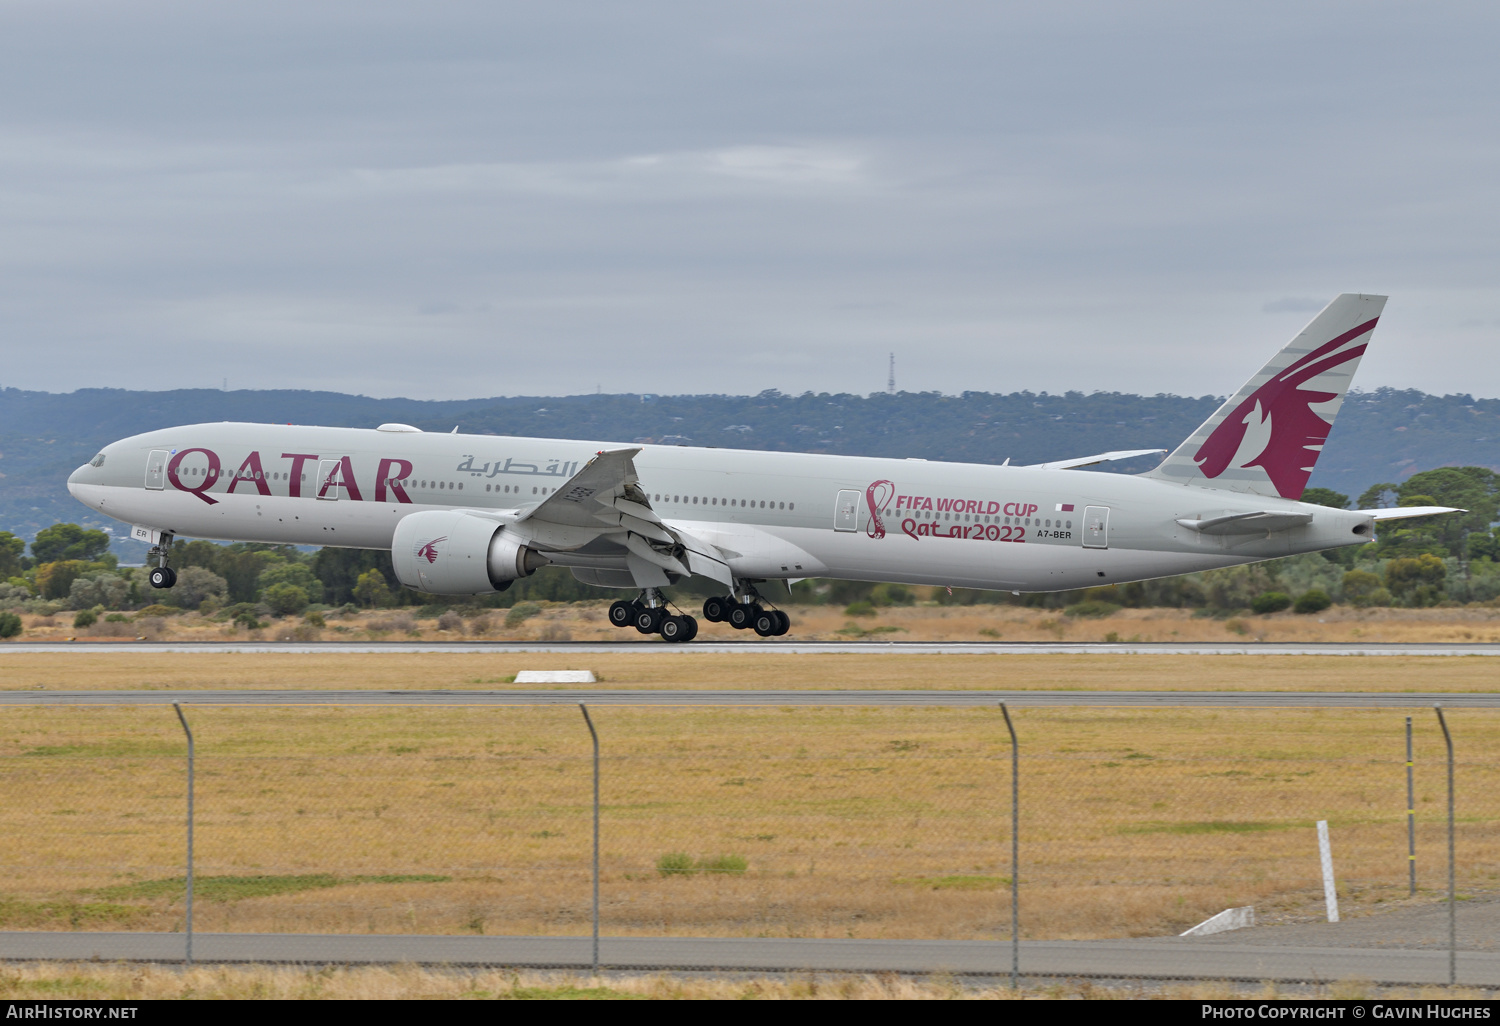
[[1262, 298, 1328, 314], [1, 3, 1498, 401]]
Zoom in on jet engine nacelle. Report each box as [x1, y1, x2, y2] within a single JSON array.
[[391, 510, 549, 595]]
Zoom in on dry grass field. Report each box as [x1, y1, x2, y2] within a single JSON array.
[[0, 963, 1488, 1000], [0, 649, 1497, 692], [1, 704, 1495, 942], [13, 600, 1500, 647]]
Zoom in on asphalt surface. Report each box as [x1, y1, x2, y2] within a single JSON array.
[[1195, 899, 1500, 952], [5, 641, 1500, 656], [1, 689, 1497, 707], [0, 931, 1493, 984]]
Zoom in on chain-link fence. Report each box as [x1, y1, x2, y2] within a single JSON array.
[[1, 702, 1495, 978]]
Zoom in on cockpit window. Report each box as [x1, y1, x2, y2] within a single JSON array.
[[89, 454, 106, 468]]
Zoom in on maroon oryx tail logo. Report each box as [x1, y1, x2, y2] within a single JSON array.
[[865, 480, 895, 539], [416, 537, 447, 563], [1193, 318, 1377, 499]]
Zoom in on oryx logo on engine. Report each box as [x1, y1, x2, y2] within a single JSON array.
[[415, 537, 448, 563]]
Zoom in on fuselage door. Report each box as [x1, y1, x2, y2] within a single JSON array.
[[145, 450, 168, 490], [1082, 505, 1110, 549], [317, 459, 342, 501], [834, 489, 860, 532]]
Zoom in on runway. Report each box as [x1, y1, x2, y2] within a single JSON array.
[[6, 641, 1500, 656], [0, 931, 1493, 984], [2, 689, 1496, 707]]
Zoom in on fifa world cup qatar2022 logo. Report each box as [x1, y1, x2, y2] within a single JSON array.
[[865, 480, 895, 539]]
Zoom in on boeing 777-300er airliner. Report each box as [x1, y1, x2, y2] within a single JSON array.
[[68, 294, 1459, 642]]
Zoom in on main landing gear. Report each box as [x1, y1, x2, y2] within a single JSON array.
[[608, 589, 699, 644], [147, 534, 177, 590], [701, 587, 790, 637], [606, 584, 793, 642]]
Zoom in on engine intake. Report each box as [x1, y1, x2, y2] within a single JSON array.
[[391, 510, 549, 595]]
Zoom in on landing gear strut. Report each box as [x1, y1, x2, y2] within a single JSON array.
[[607, 589, 698, 643], [702, 583, 790, 637], [147, 534, 177, 590]]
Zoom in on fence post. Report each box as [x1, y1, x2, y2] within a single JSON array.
[[1316, 820, 1339, 922], [1406, 716, 1415, 897], [579, 703, 599, 974], [1435, 704, 1455, 986], [171, 703, 194, 966], [999, 702, 1018, 990]]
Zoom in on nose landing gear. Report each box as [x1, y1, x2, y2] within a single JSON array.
[[146, 534, 177, 589]]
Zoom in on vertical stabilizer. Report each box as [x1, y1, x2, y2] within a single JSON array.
[[1143, 293, 1386, 499]]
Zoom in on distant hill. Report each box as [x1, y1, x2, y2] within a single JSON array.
[[3, 385, 1496, 554]]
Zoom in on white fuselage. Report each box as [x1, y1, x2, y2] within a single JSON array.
[[67, 422, 1374, 593]]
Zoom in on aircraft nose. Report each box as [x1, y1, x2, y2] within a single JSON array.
[[67, 463, 88, 496]]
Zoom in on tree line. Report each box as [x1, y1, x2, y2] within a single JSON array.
[[0, 466, 1496, 637]]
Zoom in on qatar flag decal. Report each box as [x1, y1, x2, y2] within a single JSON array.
[[1055, 503, 1075, 512]]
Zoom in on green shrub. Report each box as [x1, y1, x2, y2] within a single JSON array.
[[505, 602, 543, 628], [135, 604, 180, 618], [0, 612, 21, 639], [1386, 554, 1447, 607], [1064, 600, 1121, 619], [1250, 592, 1292, 614], [697, 854, 748, 875], [72, 609, 97, 629], [656, 852, 694, 877], [105, 613, 129, 623], [843, 600, 877, 617], [1293, 589, 1332, 614], [262, 583, 310, 617], [655, 852, 747, 877], [303, 611, 326, 628], [1341, 570, 1387, 607], [233, 609, 266, 630], [869, 583, 914, 606]]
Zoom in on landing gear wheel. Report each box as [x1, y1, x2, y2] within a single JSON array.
[[660, 614, 698, 642], [727, 602, 761, 630], [772, 610, 791, 636], [752, 610, 780, 637], [701, 596, 729, 623], [608, 600, 638, 628], [634, 607, 666, 634], [149, 567, 176, 589]]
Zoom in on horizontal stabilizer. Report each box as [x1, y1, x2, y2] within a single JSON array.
[[1027, 449, 1167, 471], [1176, 510, 1314, 535], [1361, 506, 1465, 521]]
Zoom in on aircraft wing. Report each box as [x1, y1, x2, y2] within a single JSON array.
[[515, 447, 734, 587], [1359, 506, 1466, 520], [1026, 449, 1167, 470]]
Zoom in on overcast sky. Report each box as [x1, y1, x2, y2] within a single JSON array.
[[2, 2, 1498, 401]]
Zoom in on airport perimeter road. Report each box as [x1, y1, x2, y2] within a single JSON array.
[[1, 690, 1497, 707], [6, 641, 1500, 656], [0, 932, 1494, 985]]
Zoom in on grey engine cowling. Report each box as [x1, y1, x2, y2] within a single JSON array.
[[391, 510, 549, 595]]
